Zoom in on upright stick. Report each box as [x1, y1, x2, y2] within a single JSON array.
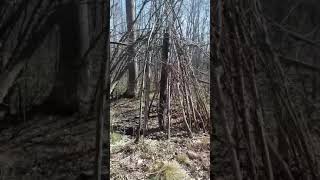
[[95, 0, 110, 179]]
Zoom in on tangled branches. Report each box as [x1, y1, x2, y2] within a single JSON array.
[[211, 0, 319, 179]]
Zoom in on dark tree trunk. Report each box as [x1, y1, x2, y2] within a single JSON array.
[[0, 0, 105, 117], [43, 2, 81, 113], [94, 0, 110, 179], [158, 30, 170, 130], [77, 0, 91, 114]]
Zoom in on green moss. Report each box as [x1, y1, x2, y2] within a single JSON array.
[[111, 132, 122, 144]]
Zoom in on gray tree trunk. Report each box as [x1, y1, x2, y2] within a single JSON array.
[[124, 0, 137, 97]]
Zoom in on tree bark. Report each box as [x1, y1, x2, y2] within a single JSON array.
[[44, 2, 80, 113], [158, 30, 170, 130], [0, 62, 24, 105], [124, 0, 137, 98], [143, 54, 150, 136], [77, 0, 91, 114], [95, 0, 110, 179]]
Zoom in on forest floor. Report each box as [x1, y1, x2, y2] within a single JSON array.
[[0, 97, 209, 180], [110, 98, 210, 180]]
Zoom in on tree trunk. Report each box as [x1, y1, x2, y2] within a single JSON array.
[[0, 62, 24, 105], [124, 0, 137, 98], [44, 3, 80, 113], [143, 53, 151, 136], [77, 0, 91, 114], [158, 30, 169, 130], [0, 1, 103, 116], [95, 0, 110, 179]]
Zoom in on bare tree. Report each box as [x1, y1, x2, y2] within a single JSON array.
[[124, 0, 138, 97], [158, 29, 170, 130], [77, 0, 91, 114], [95, 0, 110, 179]]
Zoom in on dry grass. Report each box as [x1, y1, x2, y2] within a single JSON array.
[[175, 153, 190, 165], [150, 160, 190, 180]]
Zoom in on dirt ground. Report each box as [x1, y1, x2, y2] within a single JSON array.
[[110, 98, 210, 180], [0, 97, 209, 179]]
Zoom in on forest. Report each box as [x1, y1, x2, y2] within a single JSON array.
[[0, 0, 319, 180], [109, 0, 209, 179], [212, 0, 320, 179]]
